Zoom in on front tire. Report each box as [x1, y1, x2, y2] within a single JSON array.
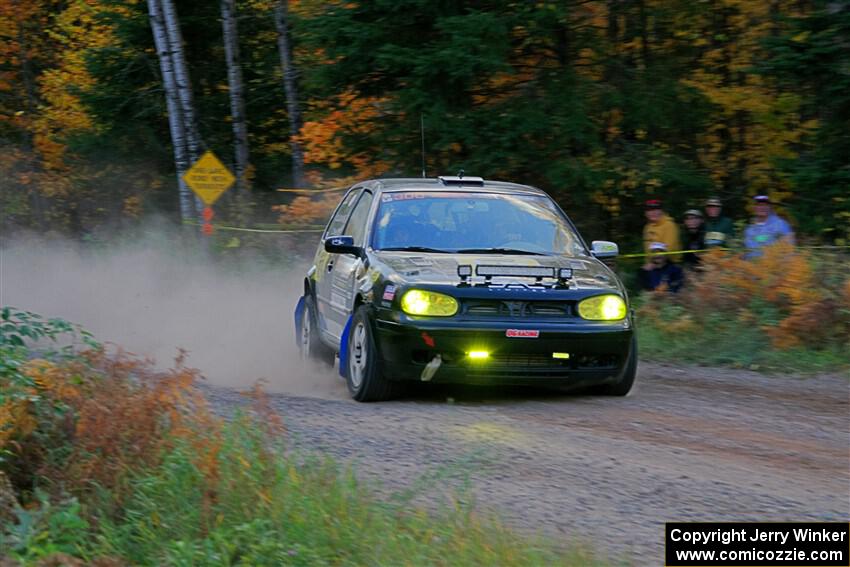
[[346, 306, 398, 402], [300, 295, 335, 366], [595, 334, 637, 396]]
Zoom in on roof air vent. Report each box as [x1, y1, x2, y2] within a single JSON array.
[[438, 175, 484, 187]]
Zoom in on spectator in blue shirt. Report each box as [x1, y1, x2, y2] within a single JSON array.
[[743, 195, 795, 257], [638, 242, 684, 293]]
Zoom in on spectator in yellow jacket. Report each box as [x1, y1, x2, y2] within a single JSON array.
[[642, 199, 681, 269]]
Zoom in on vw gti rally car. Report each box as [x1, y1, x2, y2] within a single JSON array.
[[294, 176, 636, 402]]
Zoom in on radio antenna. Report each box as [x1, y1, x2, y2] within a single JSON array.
[[420, 114, 426, 178]]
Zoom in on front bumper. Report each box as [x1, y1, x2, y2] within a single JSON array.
[[372, 315, 634, 387]]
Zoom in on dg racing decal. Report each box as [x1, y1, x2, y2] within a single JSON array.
[[506, 329, 539, 338]]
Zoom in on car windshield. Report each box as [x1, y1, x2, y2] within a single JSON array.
[[371, 191, 586, 256]]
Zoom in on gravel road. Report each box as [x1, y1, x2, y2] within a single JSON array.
[[205, 362, 848, 565], [5, 242, 845, 563]]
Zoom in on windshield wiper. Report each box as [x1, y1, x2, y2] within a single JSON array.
[[379, 246, 451, 253], [454, 247, 547, 256]]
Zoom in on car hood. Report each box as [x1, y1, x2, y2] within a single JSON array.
[[371, 251, 620, 291]]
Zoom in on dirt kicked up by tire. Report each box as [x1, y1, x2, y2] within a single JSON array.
[[299, 295, 335, 367]]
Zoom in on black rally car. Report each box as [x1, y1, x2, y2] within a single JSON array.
[[294, 176, 636, 401]]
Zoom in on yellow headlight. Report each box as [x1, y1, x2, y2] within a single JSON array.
[[400, 289, 459, 317], [577, 294, 627, 321]]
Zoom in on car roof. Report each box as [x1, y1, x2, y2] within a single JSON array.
[[368, 177, 548, 196]]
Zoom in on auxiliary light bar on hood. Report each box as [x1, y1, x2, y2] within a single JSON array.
[[457, 264, 572, 286]]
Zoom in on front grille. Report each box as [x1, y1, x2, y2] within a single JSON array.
[[489, 353, 568, 367], [529, 304, 566, 316], [462, 300, 572, 318], [467, 304, 500, 316], [573, 354, 619, 369], [410, 349, 622, 377]]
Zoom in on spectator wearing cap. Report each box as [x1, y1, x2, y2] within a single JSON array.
[[681, 209, 706, 268], [642, 199, 681, 271], [743, 195, 795, 257], [703, 197, 735, 248], [638, 242, 684, 293]]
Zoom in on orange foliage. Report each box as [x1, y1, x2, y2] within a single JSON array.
[[272, 193, 338, 226], [0, 0, 63, 136], [3, 344, 290, 529], [122, 195, 143, 218], [692, 244, 817, 307], [290, 0, 357, 19], [296, 89, 392, 181], [0, 398, 36, 450], [241, 381, 286, 440], [66, 353, 203, 494], [32, 1, 117, 171], [660, 244, 850, 350], [0, 150, 63, 220], [5, 349, 210, 502]]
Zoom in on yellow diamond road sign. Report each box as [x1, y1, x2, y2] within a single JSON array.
[[182, 151, 235, 206]]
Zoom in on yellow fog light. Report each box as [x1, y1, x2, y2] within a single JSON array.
[[577, 294, 627, 321], [467, 350, 490, 360], [552, 352, 570, 359], [400, 289, 458, 316]]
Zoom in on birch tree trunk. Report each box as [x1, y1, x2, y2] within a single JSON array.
[[220, 0, 250, 193], [274, 0, 305, 187], [160, 0, 205, 213], [160, 0, 202, 163], [147, 0, 195, 221]]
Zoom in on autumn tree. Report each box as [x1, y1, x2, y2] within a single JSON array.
[[760, 1, 850, 242], [1, 0, 847, 243]]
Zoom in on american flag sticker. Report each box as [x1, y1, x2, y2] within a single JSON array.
[[382, 285, 396, 301]]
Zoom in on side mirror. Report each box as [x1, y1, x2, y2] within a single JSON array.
[[591, 240, 619, 259], [324, 235, 364, 259]]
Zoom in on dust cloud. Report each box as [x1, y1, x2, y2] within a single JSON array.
[[0, 226, 346, 398]]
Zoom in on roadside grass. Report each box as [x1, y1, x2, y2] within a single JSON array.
[[0, 308, 609, 566], [15, 419, 603, 566], [637, 312, 850, 374]]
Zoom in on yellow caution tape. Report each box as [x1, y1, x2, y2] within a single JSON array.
[[619, 245, 850, 260], [180, 221, 850, 250], [276, 186, 348, 193], [619, 247, 732, 259], [183, 221, 324, 234]]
